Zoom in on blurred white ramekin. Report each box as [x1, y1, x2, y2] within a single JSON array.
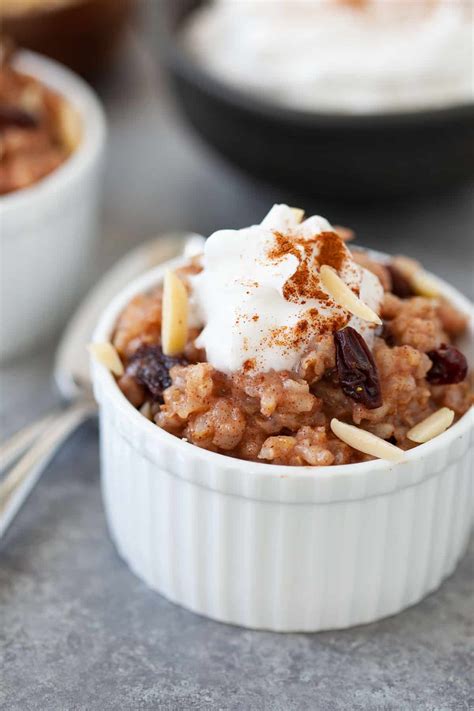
[[92, 259, 473, 632], [0, 50, 106, 362]]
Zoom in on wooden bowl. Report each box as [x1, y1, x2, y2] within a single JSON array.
[[2, 0, 135, 78]]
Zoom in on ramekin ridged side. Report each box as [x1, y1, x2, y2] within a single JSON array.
[[0, 51, 106, 362], [92, 262, 473, 632]]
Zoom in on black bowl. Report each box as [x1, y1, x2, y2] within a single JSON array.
[[156, 0, 474, 200]]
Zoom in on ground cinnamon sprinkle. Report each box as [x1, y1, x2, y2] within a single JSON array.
[[295, 319, 309, 335], [268, 230, 348, 304], [266, 326, 292, 348], [243, 358, 256, 372], [267, 232, 327, 303], [317, 232, 347, 271], [283, 256, 329, 302], [263, 230, 352, 354], [266, 231, 297, 262]]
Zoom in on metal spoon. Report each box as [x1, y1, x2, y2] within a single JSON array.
[[0, 232, 204, 537]]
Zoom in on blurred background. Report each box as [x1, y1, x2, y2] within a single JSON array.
[[1, 0, 473, 427]]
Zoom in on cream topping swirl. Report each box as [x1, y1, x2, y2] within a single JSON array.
[[191, 205, 383, 374], [184, 0, 473, 113]]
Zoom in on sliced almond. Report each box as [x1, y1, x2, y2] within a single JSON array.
[[57, 98, 82, 154], [319, 265, 382, 325], [290, 207, 305, 224], [390, 256, 439, 298], [330, 418, 406, 463], [161, 269, 189, 356], [140, 401, 153, 420], [88, 342, 124, 376], [410, 270, 440, 298], [407, 407, 454, 444], [20, 84, 42, 113]]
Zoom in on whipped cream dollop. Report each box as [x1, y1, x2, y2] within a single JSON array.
[[184, 0, 473, 113], [191, 205, 383, 374]]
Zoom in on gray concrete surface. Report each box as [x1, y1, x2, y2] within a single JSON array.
[[1, 419, 473, 711], [1, 6, 473, 710]]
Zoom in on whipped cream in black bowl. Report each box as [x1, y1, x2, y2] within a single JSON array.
[[154, 0, 474, 199]]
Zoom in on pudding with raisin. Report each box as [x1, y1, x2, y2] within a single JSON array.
[[92, 205, 471, 467], [0, 42, 81, 195]]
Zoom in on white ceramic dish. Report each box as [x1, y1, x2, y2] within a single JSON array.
[[0, 50, 106, 362], [92, 257, 473, 632]]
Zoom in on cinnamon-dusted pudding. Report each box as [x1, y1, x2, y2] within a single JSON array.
[[92, 205, 471, 467], [0, 41, 81, 195]]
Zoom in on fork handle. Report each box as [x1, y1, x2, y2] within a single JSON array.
[[0, 409, 64, 471], [0, 400, 96, 538]]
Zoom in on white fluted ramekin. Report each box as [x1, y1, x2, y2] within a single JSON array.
[[0, 51, 106, 362], [92, 258, 473, 631]]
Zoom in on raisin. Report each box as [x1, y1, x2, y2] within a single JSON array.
[[126, 345, 187, 402], [334, 327, 383, 409], [386, 264, 414, 299], [0, 105, 39, 130], [426, 344, 468, 385]]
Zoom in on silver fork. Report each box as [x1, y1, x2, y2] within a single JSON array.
[[0, 232, 205, 538]]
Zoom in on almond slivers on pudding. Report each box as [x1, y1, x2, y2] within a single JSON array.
[[93, 205, 472, 466]]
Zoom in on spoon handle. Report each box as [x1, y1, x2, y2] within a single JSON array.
[[0, 400, 96, 538]]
